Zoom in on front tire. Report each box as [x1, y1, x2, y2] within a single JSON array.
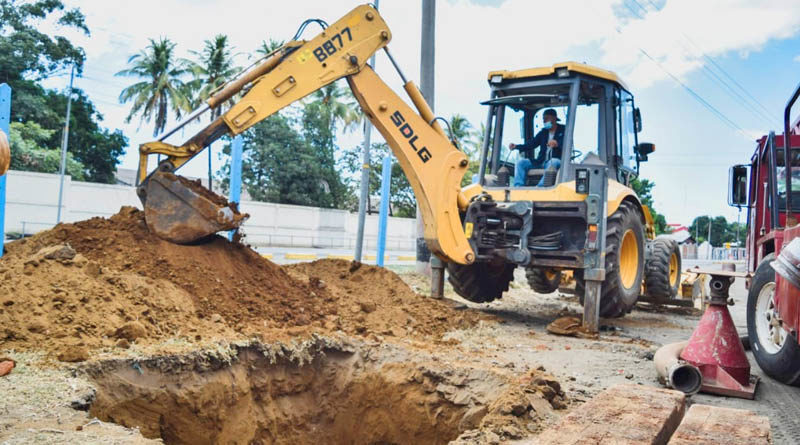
[[447, 261, 515, 303], [576, 201, 645, 318], [747, 254, 800, 385]]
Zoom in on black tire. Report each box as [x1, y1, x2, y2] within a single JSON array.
[[576, 201, 645, 318], [644, 237, 681, 299], [447, 261, 515, 303], [526, 268, 561, 294], [747, 254, 800, 385]]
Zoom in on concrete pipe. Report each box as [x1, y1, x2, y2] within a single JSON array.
[[653, 341, 702, 395], [0, 128, 9, 175]]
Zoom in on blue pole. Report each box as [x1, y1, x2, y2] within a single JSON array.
[[376, 155, 392, 266], [0, 84, 10, 258], [228, 134, 243, 241]]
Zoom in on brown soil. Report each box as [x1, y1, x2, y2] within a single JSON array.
[[86, 340, 565, 445], [0, 207, 484, 359]]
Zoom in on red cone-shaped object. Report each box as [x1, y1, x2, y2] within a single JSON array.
[[679, 304, 757, 398]]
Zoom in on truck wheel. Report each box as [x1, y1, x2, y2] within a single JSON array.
[[644, 237, 681, 299], [447, 261, 515, 303], [747, 254, 800, 385], [576, 201, 645, 318], [526, 268, 561, 294]]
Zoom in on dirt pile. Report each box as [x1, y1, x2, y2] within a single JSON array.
[[0, 207, 484, 359], [286, 259, 486, 340]]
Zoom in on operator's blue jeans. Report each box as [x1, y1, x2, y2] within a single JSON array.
[[513, 158, 561, 187]]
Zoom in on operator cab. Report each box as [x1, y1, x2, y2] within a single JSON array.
[[476, 62, 650, 189]]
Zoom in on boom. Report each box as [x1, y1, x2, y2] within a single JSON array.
[[136, 5, 473, 265]]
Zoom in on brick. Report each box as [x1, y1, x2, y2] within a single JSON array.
[[668, 404, 771, 445], [533, 384, 685, 444]]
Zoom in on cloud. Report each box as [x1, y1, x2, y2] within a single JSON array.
[[42, 0, 800, 180], [795, 54, 800, 62]]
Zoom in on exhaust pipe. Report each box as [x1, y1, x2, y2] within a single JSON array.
[[653, 341, 702, 395]]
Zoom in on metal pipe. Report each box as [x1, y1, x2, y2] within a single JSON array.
[[784, 82, 800, 221], [376, 155, 391, 266], [653, 341, 702, 395], [56, 64, 75, 224], [768, 132, 780, 228]]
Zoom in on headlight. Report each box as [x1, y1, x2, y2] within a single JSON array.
[[556, 67, 569, 78], [490, 74, 503, 84]]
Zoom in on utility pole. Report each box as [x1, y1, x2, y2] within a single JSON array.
[[56, 64, 75, 224], [354, 0, 380, 262], [418, 0, 436, 276]]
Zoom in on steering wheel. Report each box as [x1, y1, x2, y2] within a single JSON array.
[[571, 149, 583, 161]]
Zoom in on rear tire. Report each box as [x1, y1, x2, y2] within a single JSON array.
[[644, 237, 681, 299], [526, 268, 561, 294], [447, 261, 515, 303], [576, 201, 645, 318], [747, 254, 800, 385]]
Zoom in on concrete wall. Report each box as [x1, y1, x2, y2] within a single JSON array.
[[4, 170, 416, 250]]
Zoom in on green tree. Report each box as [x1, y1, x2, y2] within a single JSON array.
[[301, 81, 361, 208], [1, 0, 126, 183], [689, 216, 745, 246], [218, 114, 334, 206], [9, 121, 85, 180], [117, 37, 192, 137], [255, 38, 284, 57], [185, 34, 240, 114], [341, 143, 416, 217], [630, 177, 670, 235]]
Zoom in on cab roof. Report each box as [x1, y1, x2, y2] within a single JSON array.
[[488, 61, 629, 91]]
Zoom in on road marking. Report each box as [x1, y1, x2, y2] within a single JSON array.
[[396, 255, 416, 261], [284, 253, 318, 260], [260, 254, 274, 259], [327, 254, 355, 260]]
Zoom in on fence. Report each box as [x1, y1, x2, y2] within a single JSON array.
[[3, 170, 417, 250]]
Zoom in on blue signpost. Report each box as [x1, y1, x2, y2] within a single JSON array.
[[228, 134, 243, 241], [376, 155, 392, 266], [0, 84, 11, 258]]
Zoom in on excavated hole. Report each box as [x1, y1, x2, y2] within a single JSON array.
[[84, 342, 502, 445]]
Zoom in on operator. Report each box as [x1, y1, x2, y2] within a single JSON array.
[[509, 108, 565, 187]]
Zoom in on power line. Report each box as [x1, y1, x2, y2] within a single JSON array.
[[634, 0, 778, 126], [618, 1, 752, 140]]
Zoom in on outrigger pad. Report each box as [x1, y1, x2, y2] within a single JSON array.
[[143, 170, 248, 244]]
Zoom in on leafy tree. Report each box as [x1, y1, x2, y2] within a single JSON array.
[[630, 177, 670, 235], [255, 39, 284, 57], [0, 0, 126, 183], [301, 81, 361, 208], [689, 216, 746, 246], [117, 37, 192, 137], [341, 143, 416, 217], [218, 114, 334, 206], [185, 34, 240, 114], [9, 121, 85, 180]]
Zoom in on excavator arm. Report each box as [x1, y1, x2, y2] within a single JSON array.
[[136, 4, 474, 265]]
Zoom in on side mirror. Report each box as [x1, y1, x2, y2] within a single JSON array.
[[728, 165, 749, 208], [634, 142, 655, 162], [634, 108, 642, 132]]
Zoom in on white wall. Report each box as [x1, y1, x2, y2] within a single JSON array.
[[4, 170, 416, 250]]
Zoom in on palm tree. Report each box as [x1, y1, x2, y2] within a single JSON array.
[[185, 34, 241, 117], [307, 82, 362, 133], [255, 39, 284, 58], [116, 37, 192, 137], [449, 114, 475, 154]]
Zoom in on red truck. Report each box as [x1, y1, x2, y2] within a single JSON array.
[[728, 82, 800, 385]]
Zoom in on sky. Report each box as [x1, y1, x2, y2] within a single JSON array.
[[37, 0, 800, 226]]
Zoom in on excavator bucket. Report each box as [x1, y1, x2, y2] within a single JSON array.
[[142, 170, 248, 244]]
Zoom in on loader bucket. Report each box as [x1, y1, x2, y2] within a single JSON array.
[[142, 170, 248, 244]]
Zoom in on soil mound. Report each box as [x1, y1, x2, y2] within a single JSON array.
[[0, 207, 483, 358], [286, 259, 485, 340]]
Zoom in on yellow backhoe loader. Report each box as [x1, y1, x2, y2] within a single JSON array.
[[135, 4, 679, 319]]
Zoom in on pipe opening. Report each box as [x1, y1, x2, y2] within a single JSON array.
[[670, 364, 703, 395]]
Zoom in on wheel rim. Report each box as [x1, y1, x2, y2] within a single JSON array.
[[619, 229, 639, 289], [754, 282, 787, 354], [669, 252, 679, 286]]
